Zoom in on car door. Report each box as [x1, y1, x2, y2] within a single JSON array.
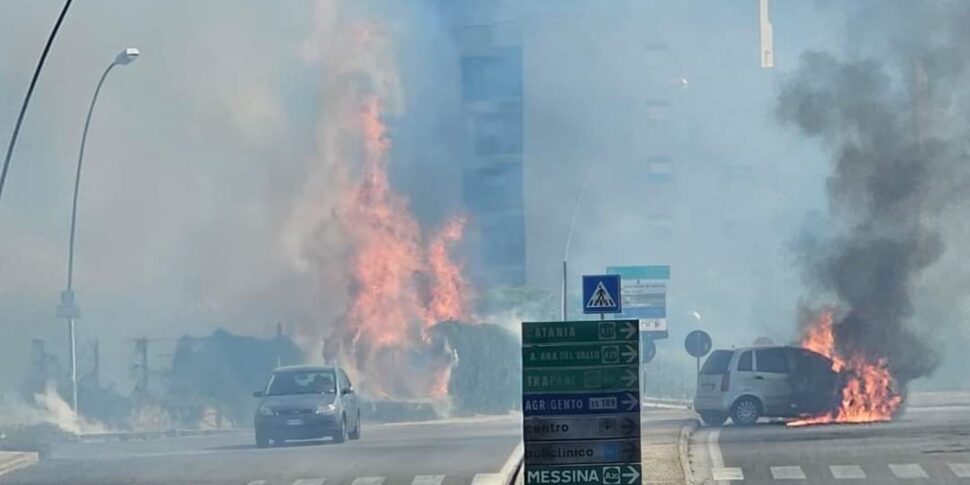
[[754, 347, 793, 416], [730, 349, 759, 400]]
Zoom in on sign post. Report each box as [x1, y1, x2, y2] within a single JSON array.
[[522, 319, 641, 485], [684, 330, 712, 384]]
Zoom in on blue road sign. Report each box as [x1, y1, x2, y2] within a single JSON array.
[[523, 392, 641, 417], [583, 275, 622, 314]]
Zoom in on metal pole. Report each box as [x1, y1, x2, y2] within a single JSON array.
[[64, 61, 117, 413], [561, 260, 567, 320], [0, 0, 74, 206], [561, 160, 596, 322], [68, 318, 77, 412]]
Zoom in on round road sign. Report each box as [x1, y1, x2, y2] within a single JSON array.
[[641, 335, 657, 364], [684, 330, 712, 358]]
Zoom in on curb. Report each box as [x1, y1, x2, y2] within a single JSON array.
[[0, 451, 39, 478], [642, 398, 693, 410], [76, 427, 246, 443], [678, 419, 700, 485]]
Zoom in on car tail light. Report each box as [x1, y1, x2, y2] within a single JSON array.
[[720, 371, 731, 392]]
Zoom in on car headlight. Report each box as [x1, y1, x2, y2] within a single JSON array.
[[316, 403, 337, 414], [258, 405, 274, 416]]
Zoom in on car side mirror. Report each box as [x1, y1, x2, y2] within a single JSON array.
[[342, 387, 353, 395], [252, 391, 264, 398]]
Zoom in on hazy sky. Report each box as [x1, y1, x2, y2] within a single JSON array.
[[1, 1, 967, 393]]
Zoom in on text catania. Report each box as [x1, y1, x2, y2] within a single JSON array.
[[527, 326, 577, 339]]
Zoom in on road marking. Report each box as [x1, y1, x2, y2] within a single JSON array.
[[471, 473, 505, 485], [889, 464, 928, 479], [411, 475, 444, 485], [830, 465, 866, 479], [293, 479, 326, 485], [950, 463, 970, 478], [0, 452, 39, 479], [770, 466, 806, 479], [246, 481, 267, 485], [711, 468, 744, 481], [351, 477, 386, 485]]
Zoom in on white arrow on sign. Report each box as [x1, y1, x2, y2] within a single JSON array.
[[623, 466, 641, 484], [621, 344, 637, 363], [621, 368, 637, 388], [621, 393, 638, 411], [619, 321, 637, 339]]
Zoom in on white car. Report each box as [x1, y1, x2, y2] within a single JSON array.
[[693, 345, 841, 426]]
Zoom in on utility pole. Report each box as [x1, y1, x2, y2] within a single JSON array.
[[91, 339, 100, 390], [133, 337, 148, 397]]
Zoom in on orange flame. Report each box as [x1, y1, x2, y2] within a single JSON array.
[[335, 95, 471, 398], [788, 310, 902, 426]]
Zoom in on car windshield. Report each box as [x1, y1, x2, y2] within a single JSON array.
[[265, 371, 336, 396], [701, 350, 733, 375]]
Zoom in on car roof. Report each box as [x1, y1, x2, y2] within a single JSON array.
[[272, 365, 337, 373], [714, 345, 801, 354]]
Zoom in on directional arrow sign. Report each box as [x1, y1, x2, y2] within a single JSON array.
[[523, 439, 641, 465], [524, 464, 642, 485], [522, 320, 638, 344], [523, 366, 639, 393], [523, 343, 638, 368], [523, 392, 641, 416], [524, 414, 640, 441]]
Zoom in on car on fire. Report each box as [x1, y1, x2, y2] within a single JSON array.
[[253, 365, 361, 447], [693, 345, 842, 426]]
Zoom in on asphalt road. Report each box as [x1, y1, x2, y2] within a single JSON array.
[[690, 401, 970, 484], [2, 415, 521, 485]]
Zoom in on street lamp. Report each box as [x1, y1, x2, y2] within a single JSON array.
[[58, 47, 139, 414], [561, 160, 595, 320]]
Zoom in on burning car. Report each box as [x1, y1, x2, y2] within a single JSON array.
[[694, 345, 842, 426]]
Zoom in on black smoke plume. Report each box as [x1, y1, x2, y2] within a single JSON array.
[[777, 1, 970, 389]]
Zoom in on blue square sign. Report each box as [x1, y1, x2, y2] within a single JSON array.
[[583, 274, 622, 314]]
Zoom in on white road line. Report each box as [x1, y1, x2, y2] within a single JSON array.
[[770, 466, 806, 479], [706, 428, 738, 484], [499, 441, 524, 482], [711, 468, 744, 481], [351, 477, 386, 485], [246, 481, 267, 485], [471, 473, 505, 485], [950, 463, 970, 478], [830, 465, 866, 479], [292, 479, 326, 485], [411, 475, 445, 485], [889, 464, 928, 479]]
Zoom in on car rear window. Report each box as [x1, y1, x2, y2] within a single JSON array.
[[737, 350, 753, 371], [756, 348, 790, 373], [701, 350, 733, 374]]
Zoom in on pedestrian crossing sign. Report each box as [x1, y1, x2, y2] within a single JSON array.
[[583, 275, 622, 314]]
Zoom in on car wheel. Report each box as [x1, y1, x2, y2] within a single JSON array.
[[255, 432, 270, 449], [332, 415, 347, 444], [731, 396, 762, 426], [700, 412, 728, 426], [349, 411, 361, 440]]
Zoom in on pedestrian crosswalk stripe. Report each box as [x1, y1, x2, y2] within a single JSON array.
[[292, 479, 325, 485], [889, 464, 928, 479], [471, 473, 505, 485], [712, 467, 744, 481], [411, 475, 445, 485], [829, 465, 866, 479], [951, 463, 970, 478], [770, 466, 806, 479], [350, 477, 386, 485]]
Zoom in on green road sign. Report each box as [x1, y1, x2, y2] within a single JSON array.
[[522, 320, 638, 345], [525, 464, 642, 485], [523, 342, 638, 368], [523, 366, 638, 393]]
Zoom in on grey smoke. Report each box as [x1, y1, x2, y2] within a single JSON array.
[[778, 1, 970, 388]]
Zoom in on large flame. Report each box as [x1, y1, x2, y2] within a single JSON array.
[[335, 94, 470, 399], [788, 310, 902, 426]]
